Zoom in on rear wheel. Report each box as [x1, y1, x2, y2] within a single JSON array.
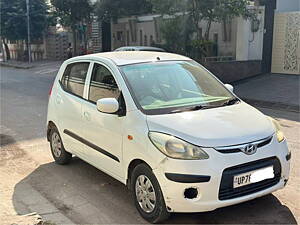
[[49, 127, 72, 165], [131, 164, 170, 223]]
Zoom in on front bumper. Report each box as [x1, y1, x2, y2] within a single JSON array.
[[153, 137, 290, 213]]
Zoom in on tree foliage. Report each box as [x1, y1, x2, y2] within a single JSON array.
[[214, 0, 255, 41], [151, 0, 255, 41], [51, 0, 92, 55], [0, 0, 48, 41], [95, 0, 153, 22], [150, 0, 187, 15], [51, 0, 92, 28], [159, 15, 195, 54]]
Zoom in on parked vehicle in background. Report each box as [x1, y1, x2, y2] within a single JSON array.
[[47, 51, 290, 223], [114, 46, 166, 52]]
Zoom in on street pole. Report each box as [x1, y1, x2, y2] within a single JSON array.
[[26, 0, 31, 63]]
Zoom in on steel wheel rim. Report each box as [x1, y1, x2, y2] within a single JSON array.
[[135, 175, 156, 213], [51, 132, 62, 158]]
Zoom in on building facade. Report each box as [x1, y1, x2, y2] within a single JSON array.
[[276, 0, 300, 12], [110, 6, 265, 61]]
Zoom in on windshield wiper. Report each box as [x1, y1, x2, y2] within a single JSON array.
[[221, 98, 240, 106], [169, 105, 205, 114], [169, 98, 240, 114]]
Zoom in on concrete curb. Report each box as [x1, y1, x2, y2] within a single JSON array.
[[243, 98, 300, 113], [0, 62, 34, 69]]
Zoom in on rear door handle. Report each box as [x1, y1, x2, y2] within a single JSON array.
[[83, 112, 91, 121]]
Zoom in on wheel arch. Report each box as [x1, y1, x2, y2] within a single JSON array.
[[126, 158, 152, 189], [47, 121, 58, 141]]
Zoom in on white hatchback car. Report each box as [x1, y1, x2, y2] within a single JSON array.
[[47, 52, 291, 223]]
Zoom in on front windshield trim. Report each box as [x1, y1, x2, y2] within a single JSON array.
[[118, 60, 237, 115]]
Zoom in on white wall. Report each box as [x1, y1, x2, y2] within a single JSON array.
[[236, 6, 265, 61], [236, 18, 250, 60], [276, 0, 300, 12]]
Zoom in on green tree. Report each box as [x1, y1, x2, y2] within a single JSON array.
[[214, 0, 255, 41], [151, 0, 254, 41], [150, 0, 187, 16], [159, 15, 194, 54], [151, 0, 215, 40], [95, 0, 153, 22], [51, 0, 92, 55], [0, 0, 48, 59]]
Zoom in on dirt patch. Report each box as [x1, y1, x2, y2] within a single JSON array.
[[0, 135, 26, 164], [0, 134, 16, 146]]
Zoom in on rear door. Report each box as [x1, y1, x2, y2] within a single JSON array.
[[56, 61, 91, 155]]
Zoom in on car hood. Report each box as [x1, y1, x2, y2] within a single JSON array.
[[146, 102, 274, 147]]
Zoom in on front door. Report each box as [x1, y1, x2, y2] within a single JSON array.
[[81, 62, 124, 179]]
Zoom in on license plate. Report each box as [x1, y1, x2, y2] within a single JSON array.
[[233, 166, 274, 188]]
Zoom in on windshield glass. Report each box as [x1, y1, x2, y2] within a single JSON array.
[[121, 61, 236, 114]]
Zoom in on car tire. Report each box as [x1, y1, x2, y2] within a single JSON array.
[[49, 127, 72, 165], [131, 163, 170, 223]]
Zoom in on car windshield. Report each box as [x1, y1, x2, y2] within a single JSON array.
[[120, 61, 236, 115]]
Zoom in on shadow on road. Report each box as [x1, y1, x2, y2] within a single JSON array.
[[12, 157, 297, 224], [258, 107, 300, 123], [167, 195, 297, 224]]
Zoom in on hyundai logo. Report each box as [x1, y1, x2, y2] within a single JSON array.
[[242, 144, 257, 155]]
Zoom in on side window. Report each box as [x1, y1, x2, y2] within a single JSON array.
[[88, 63, 120, 103], [61, 62, 90, 97]]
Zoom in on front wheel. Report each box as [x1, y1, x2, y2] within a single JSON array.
[[131, 164, 170, 223]]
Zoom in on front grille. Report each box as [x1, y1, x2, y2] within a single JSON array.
[[215, 136, 273, 154], [219, 157, 281, 200]]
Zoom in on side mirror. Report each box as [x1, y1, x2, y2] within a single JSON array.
[[97, 98, 119, 114], [225, 84, 234, 92]]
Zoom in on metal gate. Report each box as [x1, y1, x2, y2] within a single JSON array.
[[272, 12, 300, 75]]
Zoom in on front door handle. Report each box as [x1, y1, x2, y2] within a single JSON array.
[[83, 112, 91, 121]]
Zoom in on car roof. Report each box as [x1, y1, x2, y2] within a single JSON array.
[[115, 46, 166, 52], [73, 51, 191, 66]]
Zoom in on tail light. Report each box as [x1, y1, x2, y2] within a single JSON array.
[[48, 83, 53, 97]]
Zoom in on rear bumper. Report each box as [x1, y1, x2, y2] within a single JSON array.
[[153, 137, 290, 213]]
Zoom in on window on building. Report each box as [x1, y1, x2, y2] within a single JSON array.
[[61, 62, 90, 98], [150, 35, 154, 45], [144, 35, 148, 46], [88, 63, 120, 103], [117, 31, 123, 41], [222, 22, 232, 42], [213, 33, 219, 43], [127, 30, 130, 45], [140, 30, 143, 45]]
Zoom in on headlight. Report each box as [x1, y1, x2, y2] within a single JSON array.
[[269, 117, 285, 143], [148, 132, 209, 160]]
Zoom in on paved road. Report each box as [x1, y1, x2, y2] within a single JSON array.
[[234, 73, 300, 111], [1, 64, 299, 224], [1, 62, 60, 142]]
